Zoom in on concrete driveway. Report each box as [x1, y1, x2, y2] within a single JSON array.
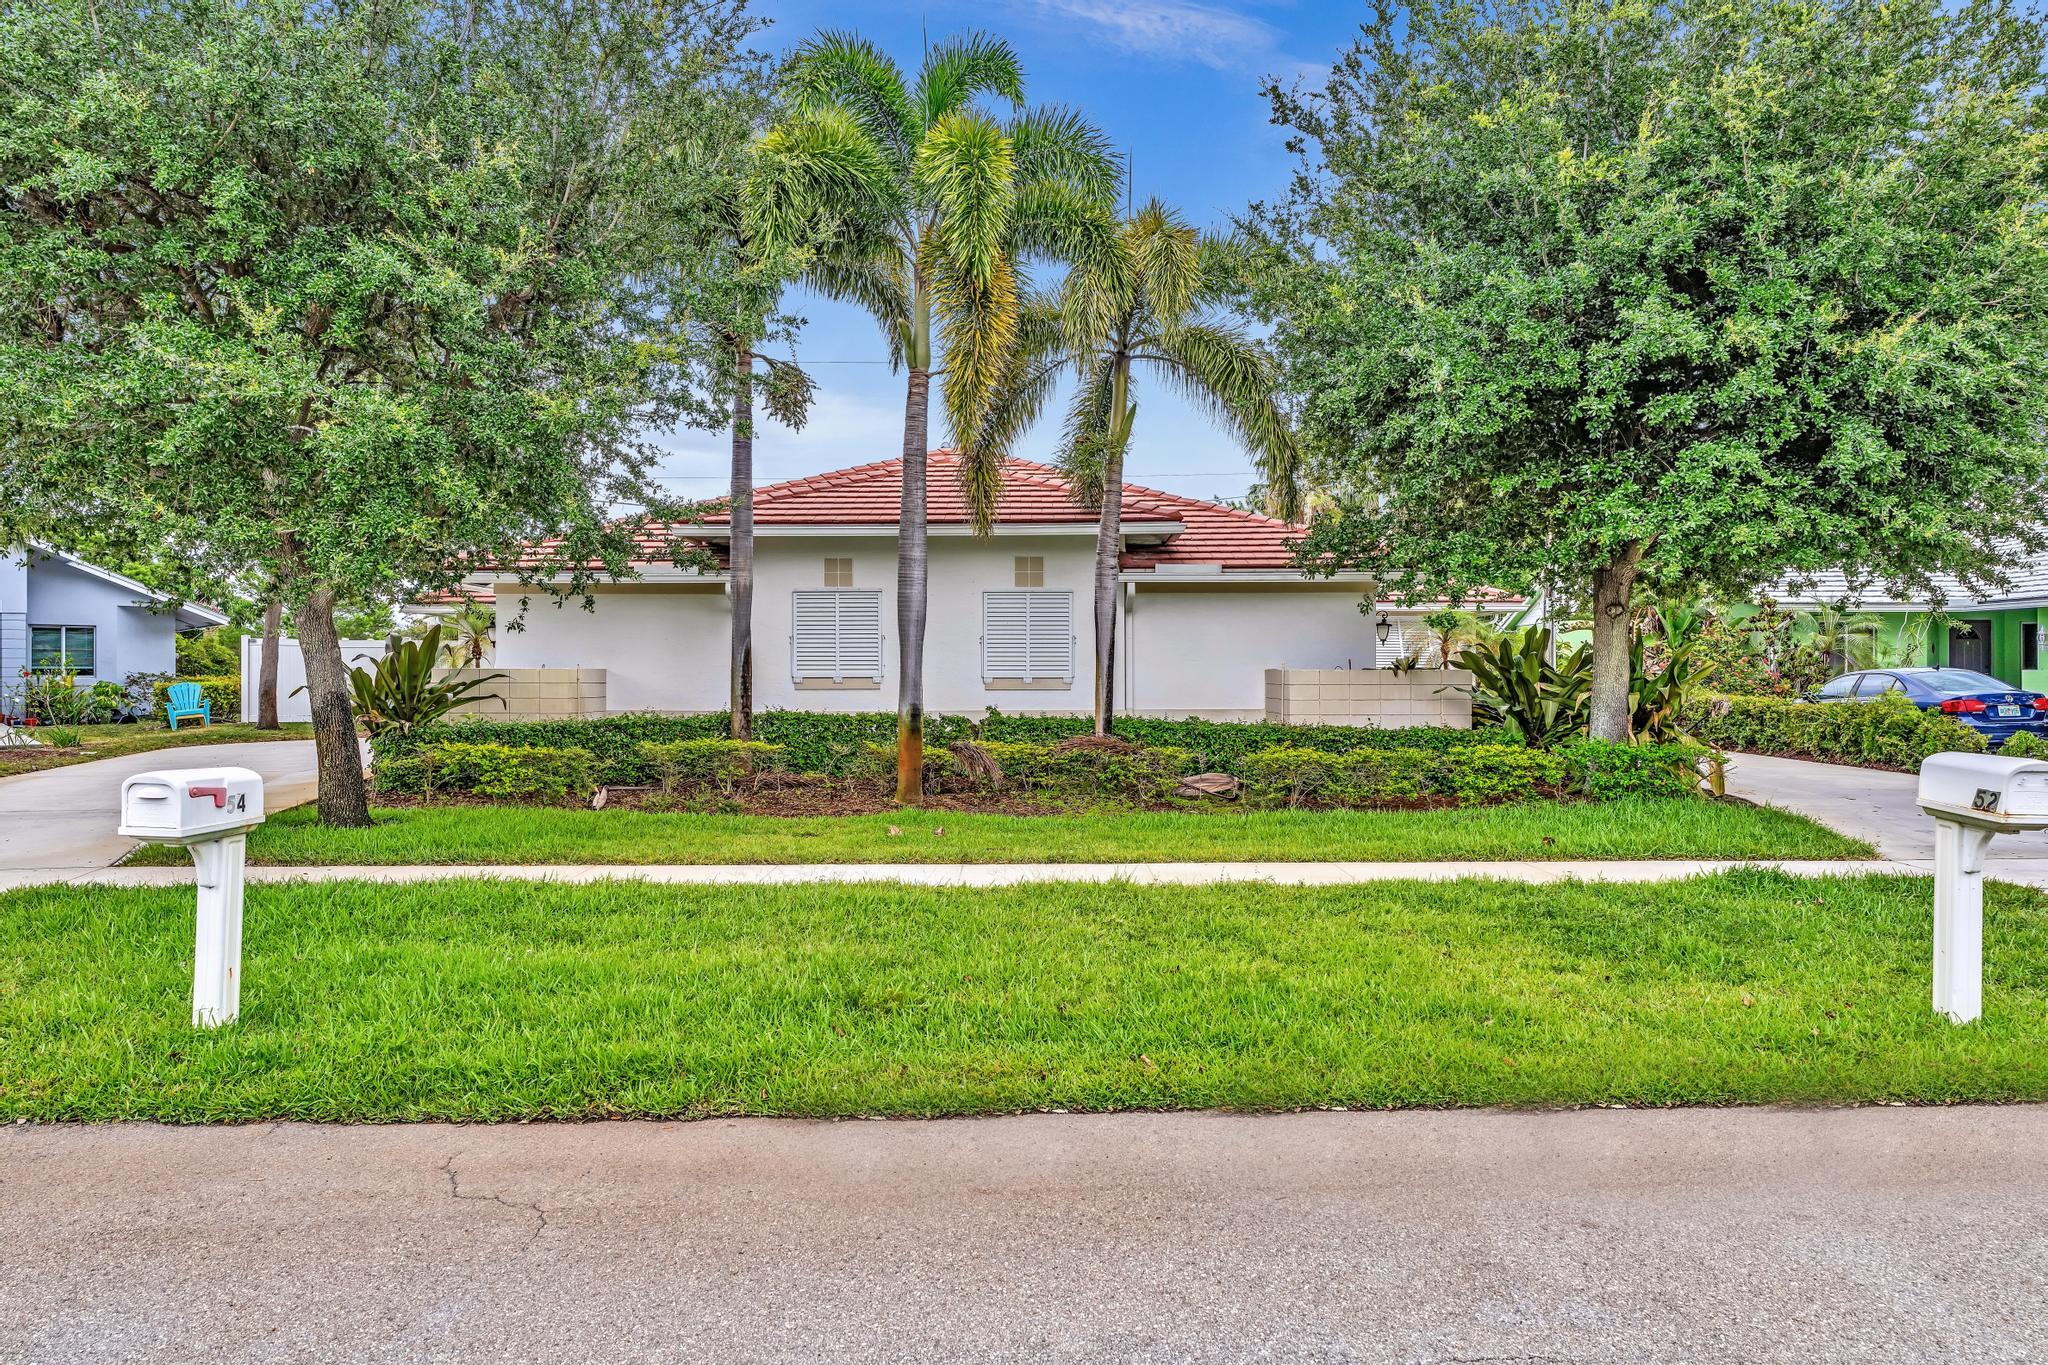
[[1727, 751, 2048, 883], [0, 740, 323, 890], [5, 1108, 2046, 1364]]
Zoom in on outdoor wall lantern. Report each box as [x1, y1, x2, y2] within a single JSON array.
[[117, 766, 266, 1028], [1915, 752, 2048, 1023], [1374, 612, 1393, 645]]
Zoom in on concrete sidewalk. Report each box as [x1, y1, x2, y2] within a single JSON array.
[[0, 740, 324, 891], [6, 1108, 2046, 1363], [70, 856, 1911, 889]]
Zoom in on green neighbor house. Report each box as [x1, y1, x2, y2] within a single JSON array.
[[1773, 562, 2048, 690]]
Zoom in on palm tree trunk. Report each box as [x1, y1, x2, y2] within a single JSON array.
[[728, 344, 755, 742], [255, 598, 282, 730], [897, 367, 930, 803], [294, 586, 370, 827], [1092, 358, 1132, 736], [1588, 543, 1643, 743]]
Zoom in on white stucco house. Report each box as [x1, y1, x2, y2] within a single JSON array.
[[445, 453, 1516, 722], [1, 546, 227, 705]]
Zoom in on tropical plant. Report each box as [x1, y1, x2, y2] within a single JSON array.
[[1452, 629, 1593, 747], [1794, 602, 1885, 673], [1256, 0, 2048, 741], [339, 628, 504, 740], [776, 30, 1122, 799], [433, 602, 496, 669], [972, 202, 1299, 733], [1628, 604, 1713, 742]]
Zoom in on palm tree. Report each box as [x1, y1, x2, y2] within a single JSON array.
[[1798, 601, 1885, 672], [776, 31, 1120, 799], [975, 202, 1298, 733]]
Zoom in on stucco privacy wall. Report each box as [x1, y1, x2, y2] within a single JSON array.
[[1124, 584, 1388, 719], [22, 555, 177, 683], [489, 541, 1422, 720]]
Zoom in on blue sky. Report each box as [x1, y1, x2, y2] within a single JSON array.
[[648, 0, 1362, 505]]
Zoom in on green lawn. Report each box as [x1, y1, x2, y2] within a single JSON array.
[[0, 721, 312, 776], [2, 870, 2038, 1121], [121, 797, 1871, 866]]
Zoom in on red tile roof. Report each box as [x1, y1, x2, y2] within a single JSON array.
[[693, 451, 1303, 570], [471, 451, 1375, 577]]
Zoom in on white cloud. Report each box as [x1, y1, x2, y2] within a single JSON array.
[[1027, 0, 1280, 70]]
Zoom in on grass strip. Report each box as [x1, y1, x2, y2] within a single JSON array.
[[1, 870, 2036, 1121]]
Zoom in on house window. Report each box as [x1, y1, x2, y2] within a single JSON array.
[[1013, 555, 1045, 588], [2027, 623, 2040, 672], [790, 590, 883, 682], [29, 625, 95, 676], [981, 591, 1073, 684], [822, 557, 854, 588]]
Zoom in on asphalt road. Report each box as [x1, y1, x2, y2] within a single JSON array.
[[6, 1107, 2046, 1364], [0, 740, 322, 890]]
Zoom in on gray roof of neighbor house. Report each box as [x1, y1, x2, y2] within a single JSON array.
[[1768, 543, 2048, 612], [25, 546, 229, 629]]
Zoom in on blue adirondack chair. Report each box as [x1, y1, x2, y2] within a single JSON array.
[[165, 681, 211, 730]]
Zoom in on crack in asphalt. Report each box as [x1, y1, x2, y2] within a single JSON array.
[[439, 1153, 550, 1249]]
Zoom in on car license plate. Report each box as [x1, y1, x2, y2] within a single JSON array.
[[1999, 705, 2023, 717]]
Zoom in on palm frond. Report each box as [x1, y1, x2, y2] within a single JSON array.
[[1057, 354, 1120, 507], [930, 248, 1021, 530], [1140, 321, 1302, 520], [963, 293, 1067, 472], [916, 108, 1015, 291], [803, 253, 911, 369], [916, 32, 1025, 126], [783, 30, 918, 171], [746, 107, 904, 259], [1128, 198, 1200, 329], [1008, 104, 1120, 205]]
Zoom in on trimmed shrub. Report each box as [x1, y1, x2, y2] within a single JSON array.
[[976, 739, 1199, 800], [852, 741, 961, 788], [1439, 745, 1567, 805], [152, 675, 240, 722], [1554, 739, 1708, 800], [639, 739, 784, 795], [375, 742, 596, 801], [1998, 730, 2048, 758], [1688, 692, 1986, 768], [373, 709, 1502, 783]]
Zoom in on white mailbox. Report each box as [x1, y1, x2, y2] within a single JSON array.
[[1915, 753, 2048, 1025], [119, 767, 265, 844], [116, 766, 266, 1028]]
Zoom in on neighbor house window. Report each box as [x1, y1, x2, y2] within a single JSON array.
[[790, 590, 883, 682], [2027, 623, 2040, 672], [981, 590, 1073, 684], [822, 557, 854, 588], [29, 625, 94, 676], [1013, 556, 1045, 588]]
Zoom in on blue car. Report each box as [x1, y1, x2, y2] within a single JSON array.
[[1811, 668, 2048, 747]]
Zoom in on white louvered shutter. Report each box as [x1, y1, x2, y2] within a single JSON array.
[[982, 591, 1073, 683], [791, 590, 883, 682]]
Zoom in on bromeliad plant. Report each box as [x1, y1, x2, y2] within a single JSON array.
[[1630, 604, 1713, 743], [340, 627, 503, 739]]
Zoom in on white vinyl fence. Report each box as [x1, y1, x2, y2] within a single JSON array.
[[239, 636, 389, 724]]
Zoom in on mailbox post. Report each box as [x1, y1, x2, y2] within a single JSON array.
[[1915, 753, 2048, 1023], [118, 766, 266, 1027]]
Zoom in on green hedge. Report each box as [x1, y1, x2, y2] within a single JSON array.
[[373, 742, 596, 801], [373, 710, 1504, 784], [153, 675, 240, 721], [639, 740, 784, 794], [973, 741, 1199, 800], [1687, 692, 1986, 768], [1238, 739, 1707, 808]]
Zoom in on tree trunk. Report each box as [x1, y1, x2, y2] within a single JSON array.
[[294, 587, 371, 827], [255, 598, 282, 729], [728, 345, 755, 742], [896, 368, 931, 804], [1588, 544, 1643, 743], [1092, 359, 1132, 736]]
